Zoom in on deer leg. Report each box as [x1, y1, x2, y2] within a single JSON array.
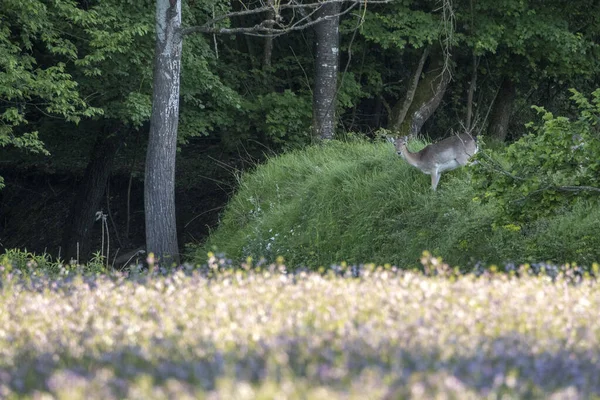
[[431, 170, 441, 191]]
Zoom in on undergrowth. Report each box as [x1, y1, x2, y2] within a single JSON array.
[[0, 248, 110, 277]]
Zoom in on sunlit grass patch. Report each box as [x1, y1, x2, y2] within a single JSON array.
[[195, 140, 600, 269]]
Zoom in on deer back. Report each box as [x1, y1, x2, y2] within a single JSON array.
[[396, 133, 477, 174]]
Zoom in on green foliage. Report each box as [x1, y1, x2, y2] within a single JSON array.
[[0, 248, 108, 277], [1, 249, 57, 275], [475, 89, 600, 223], [0, 1, 103, 154], [75, 1, 153, 75], [1, 0, 244, 165], [178, 32, 245, 142], [121, 92, 153, 128], [72, 0, 155, 127], [459, 0, 598, 78], [359, 4, 438, 50], [337, 72, 369, 110], [244, 90, 312, 147]]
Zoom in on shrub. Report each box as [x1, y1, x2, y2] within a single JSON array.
[[474, 89, 600, 224]]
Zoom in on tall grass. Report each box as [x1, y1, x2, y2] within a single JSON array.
[[195, 140, 600, 268]]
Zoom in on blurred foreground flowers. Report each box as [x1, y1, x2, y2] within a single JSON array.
[[0, 258, 599, 399]]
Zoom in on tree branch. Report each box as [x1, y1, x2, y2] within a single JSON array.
[[512, 185, 600, 205], [477, 150, 525, 181], [435, 0, 455, 82], [548, 185, 600, 194], [181, 0, 390, 37]]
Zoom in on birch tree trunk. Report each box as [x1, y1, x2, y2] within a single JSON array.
[[312, 2, 340, 140], [145, 0, 182, 265]]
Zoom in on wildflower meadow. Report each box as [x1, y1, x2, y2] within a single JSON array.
[[0, 255, 599, 399]]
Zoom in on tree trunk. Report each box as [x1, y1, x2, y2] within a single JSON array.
[[389, 47, 430, 132], [312, 2, 340, 140], [465, 54, 479, 131], [145, 0, 182, 265], [394, 45, 451, 137], [487, 76, 516, 142], [62, 126, 122, 263], [371, 95, 384, 128]]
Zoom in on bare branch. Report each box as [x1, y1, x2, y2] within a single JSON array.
[[435, 0, 455, 82], [185, 5, 358, 37], [181, 0, 390, 37], [290, 0, 313, 22]]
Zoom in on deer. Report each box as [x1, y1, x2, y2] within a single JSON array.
[[393, 132, 478, 191]]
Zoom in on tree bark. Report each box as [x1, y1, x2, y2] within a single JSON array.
[[62, 125, 122, 263], [487, 76, 516, 142], [145, 0, 182, 265], [465, 54, 478, 131], [312, 2, 340, 140], [389, 47, 430, 132], [394, 45, 451, 137]]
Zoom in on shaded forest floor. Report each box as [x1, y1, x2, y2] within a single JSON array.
[[0, 168, 226, 261], [0, 138, 242, 261]]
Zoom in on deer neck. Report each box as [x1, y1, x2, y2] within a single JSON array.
[[399, 145, 425, 169]]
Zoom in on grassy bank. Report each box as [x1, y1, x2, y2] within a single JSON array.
[[195, 140, 600, 269]]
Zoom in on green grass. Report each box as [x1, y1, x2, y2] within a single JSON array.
[[195, 139, 600, 269], [0, 248, 109, 277]]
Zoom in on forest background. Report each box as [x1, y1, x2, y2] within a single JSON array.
[[1, 0, 599, 269]]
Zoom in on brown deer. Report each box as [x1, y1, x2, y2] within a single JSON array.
[[394, 133, 478, 191]]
